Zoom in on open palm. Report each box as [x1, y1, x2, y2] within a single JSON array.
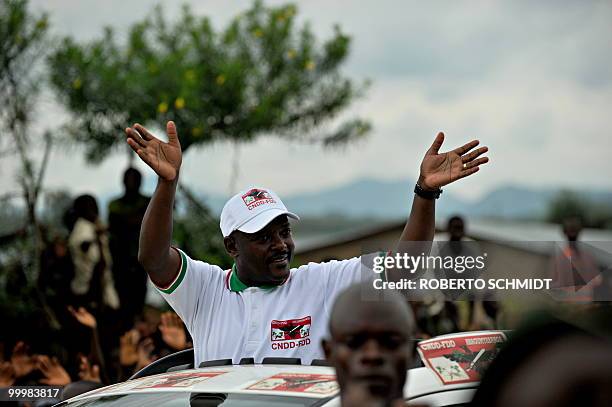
[[420, 132, 489, 190], [159, 312, 187, 351], [126, 121, 182, 181]]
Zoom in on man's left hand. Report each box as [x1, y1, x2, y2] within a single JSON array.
[[419, 132, 489, 190]]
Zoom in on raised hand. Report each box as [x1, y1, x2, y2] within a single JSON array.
[[119, 329, 140, 366], [125, 121, 182, 181], [135, 337, 156, 371], [10, 341, 35, 378], [0, 361, 15, 387], [78, 355, 101, 383], [419, 132, 489, 190], [37, 355, 71, 386], [68, 306, 97, 329], [159, 312, 187, 351]]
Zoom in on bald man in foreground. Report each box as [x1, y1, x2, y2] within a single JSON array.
[[323, 284, 426, 407]]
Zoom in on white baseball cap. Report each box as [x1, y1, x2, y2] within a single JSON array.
[[220, 187, 299, 237]]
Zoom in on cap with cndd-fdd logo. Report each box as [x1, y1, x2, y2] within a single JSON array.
[[220, 187, 299, 237]]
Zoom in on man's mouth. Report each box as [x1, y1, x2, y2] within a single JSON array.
[[269, 252, 289, 266], [353, 374, 393, 392]]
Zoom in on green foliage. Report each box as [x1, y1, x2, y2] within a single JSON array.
[[40, 189, 73, 236], [173, 196, 232, 268], [0, 1, 52, 328], [48, 1, 370, 163], [547, 190, 612, 229], [1, 0, 49, 158], [547, 190, 586, 223], [0, 0, 48, 99], [0, 0, 47, 144]]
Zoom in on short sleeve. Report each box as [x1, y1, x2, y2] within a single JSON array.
[[153, 248, 225, 332]]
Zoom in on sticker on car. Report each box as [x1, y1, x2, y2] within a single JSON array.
[[417, 331, 507, 385], [247, 373, 338, 395], [133, 371, 227, 389]]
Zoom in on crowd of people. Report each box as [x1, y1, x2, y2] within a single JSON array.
[[0, 121, 609, 406], [0, 307, 191, 386], [1, 166, 195, 396]]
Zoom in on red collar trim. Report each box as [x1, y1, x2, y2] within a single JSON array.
[[225, 268, 231, 290]]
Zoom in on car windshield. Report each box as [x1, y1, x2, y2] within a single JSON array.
[[62, 392, 325, 407]]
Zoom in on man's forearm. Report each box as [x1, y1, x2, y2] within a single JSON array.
[[385, 194, 435, 284], [138, 177, 178, 276], [399, 195, 435, 242]]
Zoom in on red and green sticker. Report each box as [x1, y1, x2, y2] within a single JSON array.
[[417, 331, 507, 385], [247, 373, 338, 395]]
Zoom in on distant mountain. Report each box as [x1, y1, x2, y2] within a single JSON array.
[[99, 178, 611, 222], [196, 179, 612, 220]]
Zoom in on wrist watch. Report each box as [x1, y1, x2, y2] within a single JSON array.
[[414, 183, 442, 200]]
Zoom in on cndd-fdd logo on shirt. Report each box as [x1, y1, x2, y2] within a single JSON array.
[[270, 316, 311, 350], [242, 188, 276, 210]]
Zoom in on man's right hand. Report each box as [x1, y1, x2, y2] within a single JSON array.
[[126, 121, 182, 181]]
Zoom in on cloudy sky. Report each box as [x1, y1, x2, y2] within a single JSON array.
[[2, 0, 611, 203]]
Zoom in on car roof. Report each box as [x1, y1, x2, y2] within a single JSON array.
[[69, 365, 339, 402], [66, 365, 476, 404], [66, 330, 507, 404], [406, 366, 477, 398]]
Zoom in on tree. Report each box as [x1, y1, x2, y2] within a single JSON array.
[[48, 1, 370, 163], [173, 193, 231, 268], [47, 1, 370, 262], [0, 0, 61, 332], [547, 190, 612, 229], [547, 190, 587, 225], [0, 0, 50, 275]]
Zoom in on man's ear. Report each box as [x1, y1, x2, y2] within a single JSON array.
[[224, 235, 239, 258], [322, 338, 332, 360]]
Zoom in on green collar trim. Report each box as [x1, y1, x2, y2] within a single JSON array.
[[158, 249, 187, 294], [229, 263, 277, 292]]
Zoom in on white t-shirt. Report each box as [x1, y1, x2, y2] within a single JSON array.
[[155, 249, 377, 366]]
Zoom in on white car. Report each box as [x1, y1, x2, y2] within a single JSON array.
[[56, 331, 506, 407]]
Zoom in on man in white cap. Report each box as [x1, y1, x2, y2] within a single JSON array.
[[125, 121, 489, 366]]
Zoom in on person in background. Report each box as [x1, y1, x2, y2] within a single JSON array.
[[39, 235, 75, 328], [108, 168, 151, 332], [118, 310, 191, 379], [68, 306, 108, 384], [67, 194, 119, 312], [550, 216, 603, 303], [322, 284, 422, 407], [444, 216, 496, 332], [0, 340, 100, 393], [471, 314, 612, 407], [66, 194, 121, 381]]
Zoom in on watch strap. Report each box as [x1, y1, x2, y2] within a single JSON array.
[[414, 183, 442, 200]]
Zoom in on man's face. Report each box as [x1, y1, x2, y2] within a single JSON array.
[[448, 218, 465, 241], [230, 215, 295, 285], [324, 302, 413, 402], [563, 218, 582, 242], [124, 171, 142, 193]]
